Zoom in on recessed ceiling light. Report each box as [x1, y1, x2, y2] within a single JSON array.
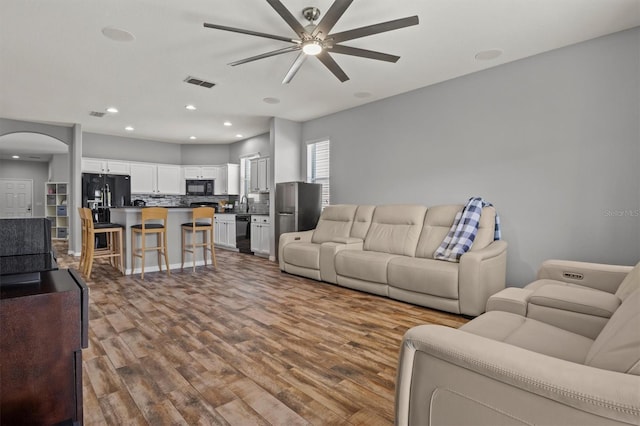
[[12, 155, 19, 159], [475, 49, 503, 61], [235, 134, 243, 138], [125, 126, 134, 131], [102, 26, 135, 42], [189, 136, 197, 140], [223, 121, 232, 126], [263, 97, 280, 104], [106, 107, 119, 113], [185, 104, 197, 111], [354, 92, 371, 99]]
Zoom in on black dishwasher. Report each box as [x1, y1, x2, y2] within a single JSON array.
[[235, 214, 252, 254]]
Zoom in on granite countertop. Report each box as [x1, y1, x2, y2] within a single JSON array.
[[111, 206, 269, 215]]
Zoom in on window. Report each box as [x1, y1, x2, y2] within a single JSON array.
[[307, 140, 330, 207], [240, 153, 259, 199]]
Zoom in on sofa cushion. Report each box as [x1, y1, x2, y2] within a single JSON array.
[[387, 257, 459, 299], [586, 289, 640, 375], [335, 250, 399, 284], [415, 205, 497, 259], [461, 311, 594, 364], [282, 242, 320, 269], [350, 205, 375, 240], [311, 204, 357, 244], [614, 261, 640, 301], [363, 205, 427, 257]]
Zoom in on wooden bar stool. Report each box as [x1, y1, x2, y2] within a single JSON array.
[[181, 207, 217, 272], [78, 207, 125, 279], [131, 207, 170, 280]]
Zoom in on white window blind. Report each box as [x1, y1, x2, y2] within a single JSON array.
[[307, 140, 330, 207]]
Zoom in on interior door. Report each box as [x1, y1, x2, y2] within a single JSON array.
[[0, 179, 33, 218]]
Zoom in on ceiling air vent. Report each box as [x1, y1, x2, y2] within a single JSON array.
[[184, 76, 216, 88], [89, 111, 106, 117]]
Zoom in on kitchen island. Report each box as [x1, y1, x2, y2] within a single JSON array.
[[110, 207, 238, 275]]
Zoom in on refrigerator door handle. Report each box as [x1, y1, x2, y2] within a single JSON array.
[[278, 212, 294, 215]]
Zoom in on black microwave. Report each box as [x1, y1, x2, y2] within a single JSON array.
[[186, 179, 214, 196]]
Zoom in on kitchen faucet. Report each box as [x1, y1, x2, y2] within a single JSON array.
[[240, 195, 249, 212]]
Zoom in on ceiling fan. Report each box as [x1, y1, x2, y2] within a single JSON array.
[[203, 0, 419, 83]]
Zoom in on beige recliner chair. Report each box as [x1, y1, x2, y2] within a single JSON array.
[[396, 261, 640, 426]]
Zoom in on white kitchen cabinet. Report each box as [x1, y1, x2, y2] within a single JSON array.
[[214, 214, 236, 249], [82, 158, 130, 175], [130, 163, 156, 193], [130, 162, 183, 195], [250, 215, 271, 256], [156, 164, 182, 195], [214, 164, 240, 195], [183, 166, 217, 180], [250, 158, 270, 193]]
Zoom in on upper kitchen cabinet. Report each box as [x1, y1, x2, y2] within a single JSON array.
[[130, 162, 183, 195], [156, 164, 183, 194], [250, 157, 270, 193], [183, 166, 217, 180], [214, 164, 240, 195], [82, 158, 130, 175]]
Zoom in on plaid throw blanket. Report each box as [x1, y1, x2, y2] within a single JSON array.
[[434, 197, 501, 262]]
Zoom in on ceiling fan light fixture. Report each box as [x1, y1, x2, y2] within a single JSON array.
[[302, 40, 323, 56]]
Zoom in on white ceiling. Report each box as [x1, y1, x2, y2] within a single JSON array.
[[1, 0, 638, 146]]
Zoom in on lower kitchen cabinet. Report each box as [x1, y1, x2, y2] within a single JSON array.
[[250, 215, 271, 256], [214, 214, 236, 249]]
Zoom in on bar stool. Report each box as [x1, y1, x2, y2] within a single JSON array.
[[131, 207, 170, 280], [181, 206, 217, 272], [78, 207, 125, 279]]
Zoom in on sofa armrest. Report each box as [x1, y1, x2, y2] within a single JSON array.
[[319, 240, 364, 284], [529, 284, 621, 318], [458, 240, 508, 316], [537, 259, 633, 294], [278, 230, 314, 270], [396, 324, 640, 426]]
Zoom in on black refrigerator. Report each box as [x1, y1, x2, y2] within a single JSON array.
[[81, 173, 131, 222]]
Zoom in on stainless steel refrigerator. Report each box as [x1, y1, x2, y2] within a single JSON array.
[[275, 181, 322, 259]]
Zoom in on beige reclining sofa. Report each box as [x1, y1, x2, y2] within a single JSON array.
[[396, 260, 640, 426], [279, 204, 507, 316]]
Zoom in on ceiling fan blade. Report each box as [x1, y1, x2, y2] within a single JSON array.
[[203, 22, 297, 44], [312, 0, 353, 39], [329, 16, 419, 44], [266, 0, 307, 37], [330, 45, 400, 62], [282, 52, 308, 84], [316, 51, 349, 82], [229, 45, 301, 66]]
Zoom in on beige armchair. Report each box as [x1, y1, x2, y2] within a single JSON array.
[[396, 261, 640, 426]]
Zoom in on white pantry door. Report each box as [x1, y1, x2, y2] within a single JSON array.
[[0, 179, 33, 218]]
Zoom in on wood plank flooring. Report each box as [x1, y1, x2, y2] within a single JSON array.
[[54, 242, 467, 425]]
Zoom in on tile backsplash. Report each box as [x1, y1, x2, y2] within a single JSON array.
[[131, 193, 269, 214]]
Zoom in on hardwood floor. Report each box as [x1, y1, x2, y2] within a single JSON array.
[[54, 242, 467, 425]]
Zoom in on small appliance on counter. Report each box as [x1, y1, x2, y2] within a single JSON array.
[[133, 199, 146, 207]]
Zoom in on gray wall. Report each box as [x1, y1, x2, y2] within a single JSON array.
[[0, 160, 49, 217], [302, 28, 640, 287], [181, 144, 230, 165], [49, 153, 69, 182], [83, 132, 181, 164], [229, 132, 270, 162]]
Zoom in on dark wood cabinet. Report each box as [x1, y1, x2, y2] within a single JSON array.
[[1, 269, 88, 425]]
